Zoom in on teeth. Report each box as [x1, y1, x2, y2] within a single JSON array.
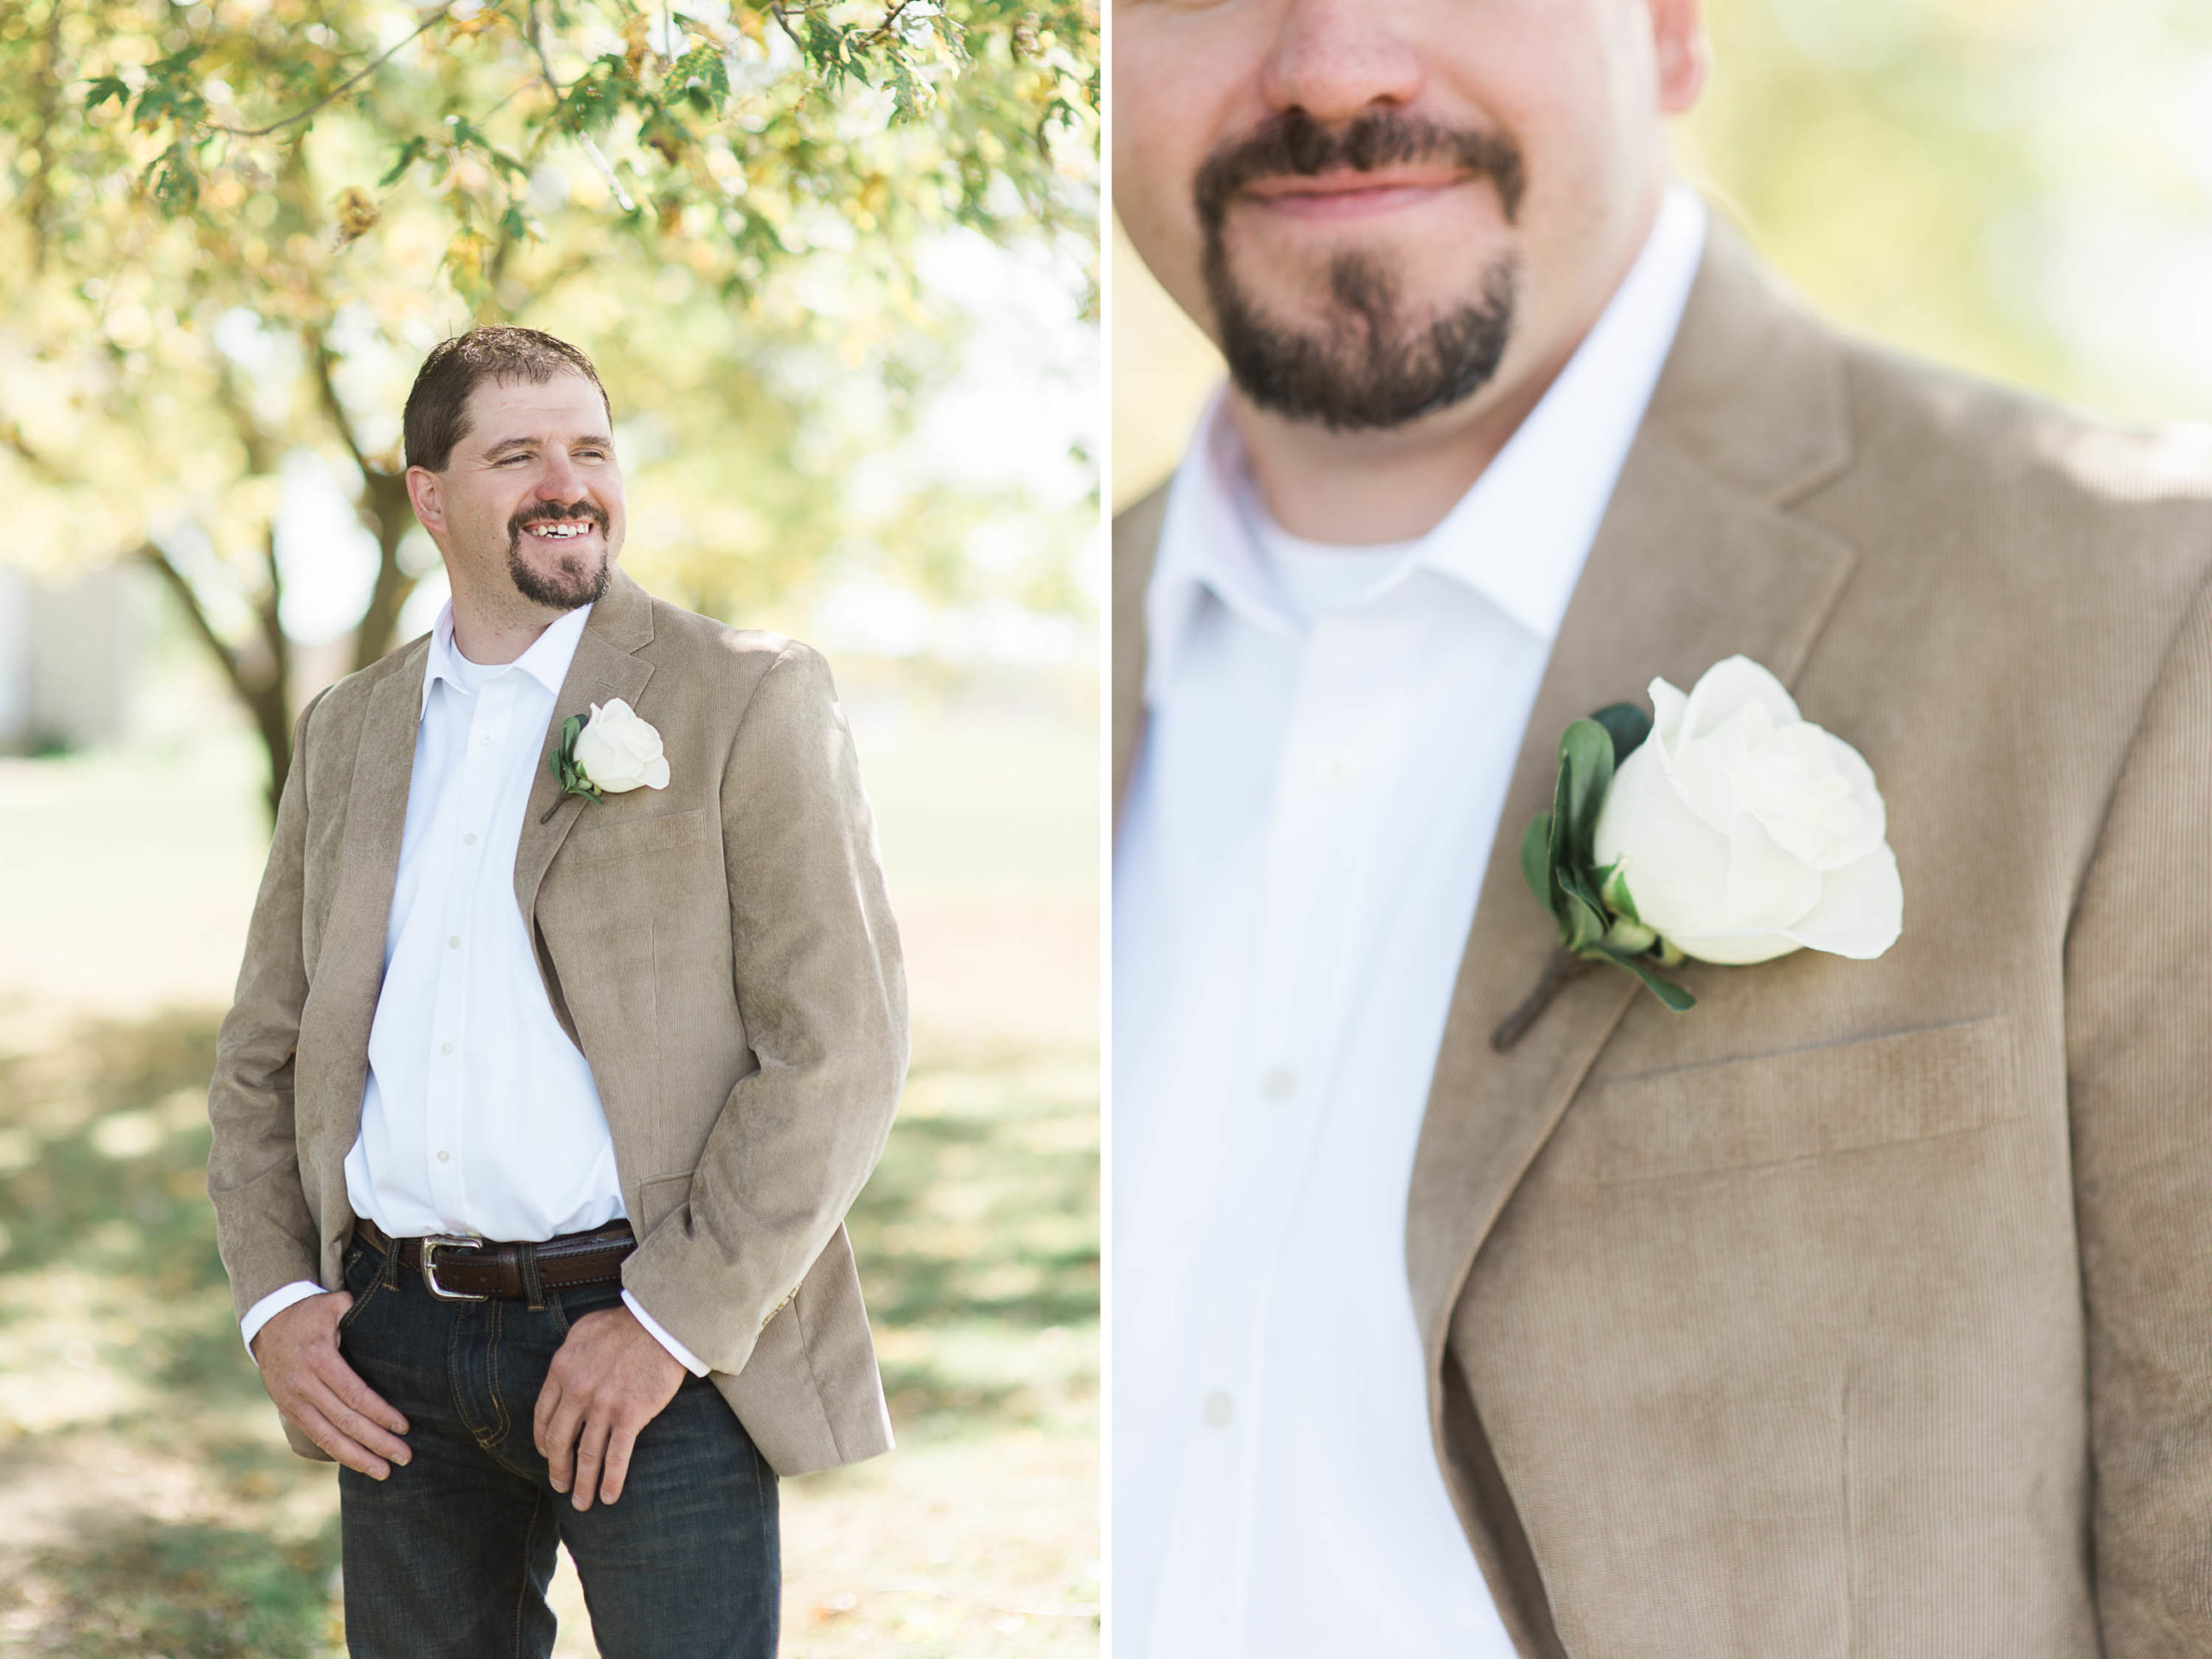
[[530, 523, 591, 538]]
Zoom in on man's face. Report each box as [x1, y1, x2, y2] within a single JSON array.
[[1115, 0, 1704, 432], [411, 372, 626, 613]]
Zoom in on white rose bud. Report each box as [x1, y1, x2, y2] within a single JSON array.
[[571, 698, 671, 794], [1592, 656, 1902, 967]]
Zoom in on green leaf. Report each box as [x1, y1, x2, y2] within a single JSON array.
[[1599, 861, 1641, 925], [1612, 953, 1696, 1013], [671, 44, 730, 111], [1519, 813, 1554, 912], [148, 143, 200, 213], [1589, 701, 1653, 766], [84, 75, 130, 115], [378, 136, 429, 188], [1558, 876, 1608, 954], [1551, 718, 1616, 874]]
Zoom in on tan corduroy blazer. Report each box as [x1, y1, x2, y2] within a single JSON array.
[[1113, 225, 2212, 1655], [209, 568, 908, 1476]]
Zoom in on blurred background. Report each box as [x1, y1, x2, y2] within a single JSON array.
[[1114, 0, 2212, 509], [0, 0, 1096, 1654]]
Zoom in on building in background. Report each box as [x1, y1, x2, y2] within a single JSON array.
[[0, 564, 135, 753]]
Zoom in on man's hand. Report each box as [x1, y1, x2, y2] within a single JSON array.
[[533, 1305, 686, 1510], [252, 1292, 412, 1478]]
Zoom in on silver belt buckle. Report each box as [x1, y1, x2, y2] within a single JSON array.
[[421, 1234, 489, 1301]]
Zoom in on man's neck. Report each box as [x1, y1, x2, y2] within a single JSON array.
[[1229, 365, 1560, 544], [1229, 191, 1664, 546], [446, 582, 567, 666]]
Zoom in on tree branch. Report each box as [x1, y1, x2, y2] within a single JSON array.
[[137, 539, 251, 703], [306, 328, 378, 476], [863, 0, 918, 47], [530, 1, 638, 212], [207, 3, 461, 139]]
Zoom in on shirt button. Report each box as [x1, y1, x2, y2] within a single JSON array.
[[436, 1150, 450, 1164], [1202, 1391, 1234, 1427], [480, 733, 495, 746], [440, 1041, 454, 1056], [1317, 749, 1359, 785], [1262, 1067, 1295, 1102], [448, 936, 461, 950], [462, 833, 476, 846]]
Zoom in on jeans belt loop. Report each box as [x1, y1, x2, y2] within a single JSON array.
[[518, 1239, 549, 1310]]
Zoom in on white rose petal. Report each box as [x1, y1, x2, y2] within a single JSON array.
[[572, 698, 671, 794], [1592, 655, 1902, 968]]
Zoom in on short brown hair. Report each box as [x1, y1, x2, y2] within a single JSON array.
[[402, 326, 612, 472]]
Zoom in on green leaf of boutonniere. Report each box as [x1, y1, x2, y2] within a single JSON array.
[[538, 713, 606, 824], [1493, 706, 1694, 1052]]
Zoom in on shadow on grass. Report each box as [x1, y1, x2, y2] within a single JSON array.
[[0, 1007, 1098, 1644], [25, 1515, 340, 1659]]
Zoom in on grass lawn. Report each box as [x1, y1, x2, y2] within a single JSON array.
[[0, 671, 1098, 1656]]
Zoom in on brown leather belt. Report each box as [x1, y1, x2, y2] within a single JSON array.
[[355, 1217, 636, 1303]]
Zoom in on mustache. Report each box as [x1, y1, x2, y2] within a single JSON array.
[[1194, 109, 1527, 232], [508, 499, 609, 539]]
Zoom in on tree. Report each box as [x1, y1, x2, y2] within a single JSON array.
[[0, 0, 1097, 816]]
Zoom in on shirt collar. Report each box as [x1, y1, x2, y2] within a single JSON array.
[[421, 597, 594, 717], [1145, 183, 1709, 707]]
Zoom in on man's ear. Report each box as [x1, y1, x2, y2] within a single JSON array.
[[1649, 0, 1709, 115], [404, 465, 447, 535]]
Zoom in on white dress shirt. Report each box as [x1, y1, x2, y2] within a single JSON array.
[[1112, 186, 1707, 1658], [240, 600, 704, 1376]]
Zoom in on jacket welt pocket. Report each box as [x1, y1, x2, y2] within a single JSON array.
[[1556, 1015, 2021, 1185], [562, 805, 716, 867]]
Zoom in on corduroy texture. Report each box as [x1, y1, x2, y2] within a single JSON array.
[[1112, 217, 2212, 1654], [207, 568, 908, 1477]]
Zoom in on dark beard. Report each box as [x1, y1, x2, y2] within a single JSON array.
[[1196, 110, 1525, 432], [506, 501, 611, 610]]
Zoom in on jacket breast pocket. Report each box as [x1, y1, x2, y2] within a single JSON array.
[[1552, 1014, 2021, 1185], [561, 805, 717, 868]]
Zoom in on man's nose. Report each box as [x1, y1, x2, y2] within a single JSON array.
[[1259, 0, 1424, 125], [533, 451, 587, 503]]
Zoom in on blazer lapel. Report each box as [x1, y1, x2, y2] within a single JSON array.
[[1405, 226, 1862, 1389], [512, 567, 657, 931]]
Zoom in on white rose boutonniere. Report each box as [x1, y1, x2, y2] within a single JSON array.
[[1494, 655, 1903, 1051], [540, 698, 671, 823]]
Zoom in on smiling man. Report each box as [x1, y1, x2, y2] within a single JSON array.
[[207, 327, 906, 1657], [1113, 1, 2212, 1656]]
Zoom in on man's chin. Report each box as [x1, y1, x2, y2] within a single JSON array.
[[507, 536, 613, 611], [1207, 257, 1519, 433]]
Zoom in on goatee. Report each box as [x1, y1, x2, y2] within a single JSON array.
[[506, 502, 612, 611], [1196, 109, 1525, 432]]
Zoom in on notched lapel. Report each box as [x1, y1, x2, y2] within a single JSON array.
[[512, 590, 657, 929], [1407, 226, 1866, 1397], [511, 574, 658, 1056]]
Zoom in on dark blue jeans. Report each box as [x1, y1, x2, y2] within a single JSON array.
[[334, 1229, 779, 1658]]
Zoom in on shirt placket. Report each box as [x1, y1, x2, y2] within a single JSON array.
[[425, 674, 512, 1226], [1181, 604, 1427, 1656]]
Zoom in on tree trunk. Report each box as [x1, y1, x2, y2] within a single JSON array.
[[352, 464, 420, 672], [139, 530, 295, 825]]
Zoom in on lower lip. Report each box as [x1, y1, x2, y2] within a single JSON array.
[[1243, 181, 1466, 222]]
